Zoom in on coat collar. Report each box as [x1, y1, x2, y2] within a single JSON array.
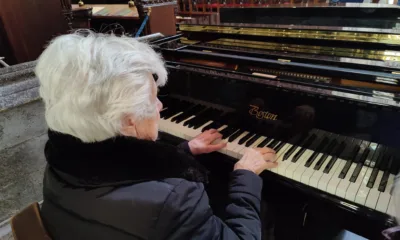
[[45, 130, 208, 188]]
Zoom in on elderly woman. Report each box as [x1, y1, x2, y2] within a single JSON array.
[[36, 31, 277, 240]]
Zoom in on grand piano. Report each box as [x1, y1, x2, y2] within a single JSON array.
[[151, 3, 400, 239]]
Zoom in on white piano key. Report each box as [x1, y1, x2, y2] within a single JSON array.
[[336, 162, 357, 198], [236, 136, 267, 160], [365, 170, 384, 209], [275, 144, 295, 175], [355, 167, 373, 205], [309, 156, 331, 188], [317, 156, 338, 191], [270, 143, 291, 173], [217, 125, 228, 131], [300, 153, 323, 185], [284, 147, 305, 178], [160, 112, 184, 135], [387, 195, 396, 217], [326, 159, 346, 195], [345, 165, 369, 202], [226, 131, 249, 158], [292, 150, 314, 182], [176, 116, 197, 139], [234, 134, 259, 159], [376, 174, 395, 213], [250, 136, 267, 149]]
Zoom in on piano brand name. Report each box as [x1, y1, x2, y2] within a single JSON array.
[[249, 105, 278, 121]]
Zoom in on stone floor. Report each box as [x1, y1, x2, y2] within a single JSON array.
[[0, 134, 47, 223], [0, 98, 47, 224]]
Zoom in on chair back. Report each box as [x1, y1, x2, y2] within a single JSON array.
[[11, 202, 52, 240]]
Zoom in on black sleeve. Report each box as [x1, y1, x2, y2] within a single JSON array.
[[153, 170, 263, 240], [177, 141, 193, 156]]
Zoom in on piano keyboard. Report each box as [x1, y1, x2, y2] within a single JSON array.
[[158, 97, 399, 217]]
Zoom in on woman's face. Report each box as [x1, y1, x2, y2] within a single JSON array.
[[120, 75, 163, 141]]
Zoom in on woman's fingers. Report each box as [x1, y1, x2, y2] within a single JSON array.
[[262, 152, 276, 162], [254, 147, 276, 154], [264, 161, 278, 169], [207, 129, 218, 134], [210, 132, 223, 140], [205, 140, 227, 153], [254, 148, 276, 162]]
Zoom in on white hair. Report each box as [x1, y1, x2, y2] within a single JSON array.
[[35, 31, 167, 142]]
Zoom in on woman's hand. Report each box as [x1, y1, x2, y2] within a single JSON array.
[[234, 148, 277, 175], [188, 129, 227, 155]]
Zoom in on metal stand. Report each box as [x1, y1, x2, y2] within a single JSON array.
[[0, 57, 9, 67]]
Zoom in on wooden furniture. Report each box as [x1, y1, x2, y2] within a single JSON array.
[[71, 6, 93, 28], [11, 202, 51, 240], [72, 4, 140, 19], [0, 0, 68, 64], [71, 3, 176, 36]]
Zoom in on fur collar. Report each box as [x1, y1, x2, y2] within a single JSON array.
[[45, 130, 208, 188]]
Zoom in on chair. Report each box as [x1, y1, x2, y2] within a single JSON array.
[[11, 202, 52, 240]]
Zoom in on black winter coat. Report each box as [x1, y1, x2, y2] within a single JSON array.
[[41, 130, 263, 240]]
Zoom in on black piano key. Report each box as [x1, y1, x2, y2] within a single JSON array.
[[228, 129, 245, 142], [304, 152, 319, 168], [350, 145, 377, 182], [314, 154, 329, 170], [378, 171, 390, 192], [245, 135, 261, 147], [367, 169, 379, 188], [379, 153, 391, 172], [314, 139, 338, 170], [323, 156, 338, 174], [291, 134, 317, 163], [283, 145, 297, 161], [174, 105, 204, 123], [292, 147, 306, 163], [162, 108, 180, 119], [194, 109, 223, 128], [221, 127, 239, 140], [193, 116, 215, 129], [376, 153, 393, 192], [274, 141, 286, 152], [338, 161, 353, 179], [367, 146, 386, 188], [160, 108, 172, 118], [338, 139, 359, 179], [349, 163, 364, 183], [219, 126, 231, 136], [202, 122, 218, 132], [175, 109, 196, 122], [167, 101, 192, 120], [257, 137, 271, 148], [354, 144, 370, 164], [267, 139, 280, 149], [304, 137, 329, 167], [323, 140, 346, 174], [238, 132, 255, 145], [175, 114, 194, 124], [184, 108, 211, 126], [283, 133, 309, 161]]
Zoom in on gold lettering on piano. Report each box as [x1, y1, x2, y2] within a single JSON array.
[[249, 105, 278, 121]]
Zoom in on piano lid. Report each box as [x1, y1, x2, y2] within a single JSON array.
[[159, 4, 400, 113]]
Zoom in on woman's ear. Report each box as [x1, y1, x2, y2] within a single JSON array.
[[120, 114, 137, 137]]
